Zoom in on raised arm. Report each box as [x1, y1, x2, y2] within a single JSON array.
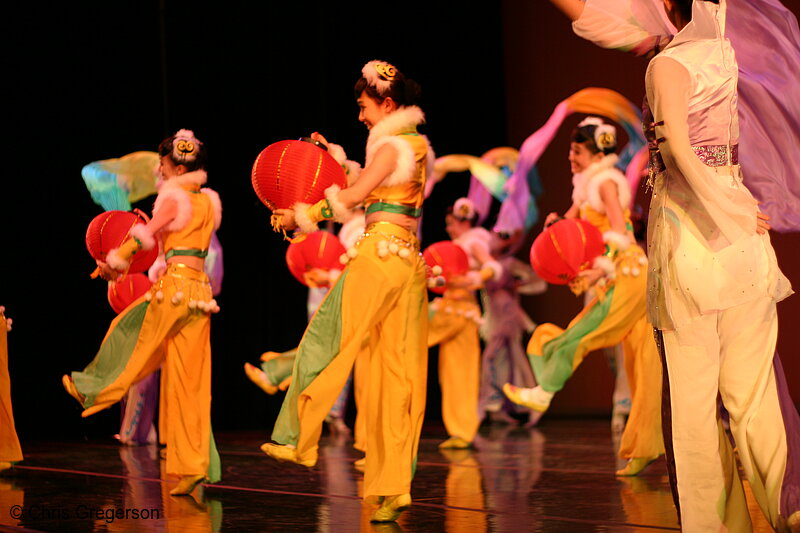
[[549, 0, 585, 21]]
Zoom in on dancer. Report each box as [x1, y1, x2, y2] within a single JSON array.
[[0, 307, 22, 473], [478, 231, 544, 425], [63, 129, 222, 496], [550, 0, 799, 529], [504, 118, 664, 475], [428, 198, 503, 448], [263, 60, 432, 523]]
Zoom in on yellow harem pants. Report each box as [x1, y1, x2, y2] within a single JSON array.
[[528, 247, 664, 460], [0, 313, 22, 464], [72, 264, 217, 480], [272, 222, 428, 498], [660, 296, 788, 531], [428, 296, 481, 443]]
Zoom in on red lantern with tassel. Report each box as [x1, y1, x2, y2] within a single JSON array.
[[252, 139, 347, 215], [423, 241, 470, 295], [107, 273, 153, 314], [85, 209, 158, 274], [530, 219, 604, 285], [285, 231, 347, 287]]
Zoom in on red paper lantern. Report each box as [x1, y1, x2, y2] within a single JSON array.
[[107, 273, 153, 314], [285, 231, 347, 287], [85, 210, 158, 274], [530, 219, 604, 285], [423, 241, 470, 295], [252, 140, 347, 211]]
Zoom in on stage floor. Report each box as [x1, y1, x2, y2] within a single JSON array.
[[0, 418, 773, 532]]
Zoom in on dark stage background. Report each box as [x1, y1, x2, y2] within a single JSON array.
[[2, 1, 798, 440]]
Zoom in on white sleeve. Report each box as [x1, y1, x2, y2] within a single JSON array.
[[572, 0, 674, 57]]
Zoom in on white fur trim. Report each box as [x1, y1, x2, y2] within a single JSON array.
[[453, 198, 476, 221], [343, 160, 362, 186], [324, 185, 352, 223], [368, 136, 417, 187], [454, 227, 492, 270], [201, 188, 222, 230], [602, 230, 632, 251], [593, 255, 616, 278], [572, 154, 631, 212], [129, 224, 156, 251], [482, 259, 504, 282], [326, 143, 347, 166], [154, 187, 192, 232], [293, 202, 319, 234], [161, 169, 207, 188], [106, 248, 129, 271], [365, 106, 426, 187]]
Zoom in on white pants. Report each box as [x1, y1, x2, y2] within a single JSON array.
[[662, 297, 787, 532]]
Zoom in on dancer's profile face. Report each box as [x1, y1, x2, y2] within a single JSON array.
[[445, 214, 470, 240], [159, 155, 186, 180], [357, 90, 396, 130], [568, 142, 603, 174]]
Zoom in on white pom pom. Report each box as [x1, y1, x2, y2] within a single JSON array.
[[638, 256, 647, 265], [389, 242, 399, 254], [188, 300, 197, 310], [339, 253, 349, 265], [444, 306, 454, 314], [431, 265, 443, 276], [346, 247, 358, 259], [212, 305, 221, 314], [427, 278, 437, 288], [171, 291, 185, 305], [155, 291, 164, 302], [622, 266, 631, 276], [435, 276, 446, 287], [631, 267, 641, 277], [398, 248, 410, 259], [378, 248, 388, 258], [144, 292, 153, 302]]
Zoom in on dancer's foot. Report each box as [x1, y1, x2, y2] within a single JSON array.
[[438, 436, 471, 449], [488, 410, 519, 425], [353, 456, 366, 472], [62, 375, 86, 406], [524, 410, 545, 428], [169, 474, 205, 496], [615, 455, 660, 477], [0, 462, 12, 473], [503, 383, 551, 412], [260, 443, 316, 467], [370, 493, 411, 522], [244, 363, 278, 395]]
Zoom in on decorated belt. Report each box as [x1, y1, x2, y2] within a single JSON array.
[[691, 144, 739, 167], [165, 248, 208, 260], [366, 202, 422, 218]]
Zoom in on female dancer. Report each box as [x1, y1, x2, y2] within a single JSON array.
[[264, 60, 432, 523], [429, 198, 502, 448], [63, 129, 222, 496], [505, 118, 664, 476], [0, 307, 22, 472], [550, 0, 799, 529]]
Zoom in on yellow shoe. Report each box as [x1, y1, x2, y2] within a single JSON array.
[[244, 363, 278, 395], [354, 456, 366, 472], [260, 443, 316, 467], [615, 455, 660, 477], [438, 436, 471, 449], [370, 493, 411, 522], [62, 375, 86, 406], [503, 383, 549, 412], [169, 474, 205, 496]]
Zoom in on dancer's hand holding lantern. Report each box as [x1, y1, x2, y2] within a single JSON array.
[[251, 136, 348, 238]]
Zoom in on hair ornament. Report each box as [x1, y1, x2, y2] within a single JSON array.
[[594, 124, 617, 152], [172, 129, 201, 164], [577, 116, 604, 128], [453, 197, 476, 221], [362, 60, 397, 95]]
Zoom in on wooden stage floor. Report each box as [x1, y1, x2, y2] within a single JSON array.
[[0, 418, 774, 532]]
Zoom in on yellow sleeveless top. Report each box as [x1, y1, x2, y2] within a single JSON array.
[[162, 185, 216, 259]]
